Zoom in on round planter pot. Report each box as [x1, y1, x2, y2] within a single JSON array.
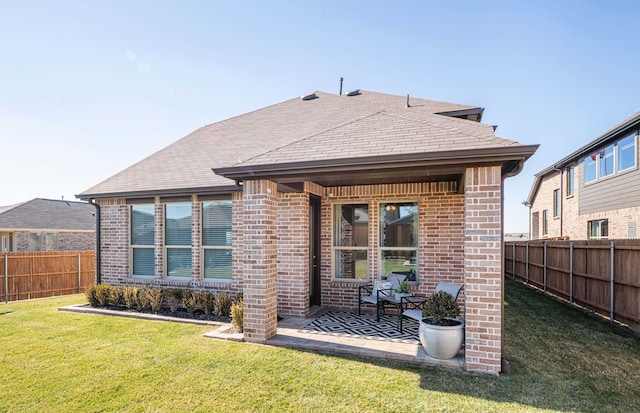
[[419, 318, 464, 359]]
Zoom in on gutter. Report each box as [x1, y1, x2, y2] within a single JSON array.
[[88, 199, 101, 285], [213, 145, 539, 181]]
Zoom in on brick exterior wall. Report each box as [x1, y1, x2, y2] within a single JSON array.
[[93, 173, 506, 374], [11, 231, 94, 252], [242, 180, 278, 343], [463, 166, 503, 375], [277, 192, 309, 317], [532, 166, 640, 239], [320, 182, 465, 312]]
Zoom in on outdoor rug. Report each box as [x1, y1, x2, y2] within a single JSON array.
[[301, 311, 419, 343]]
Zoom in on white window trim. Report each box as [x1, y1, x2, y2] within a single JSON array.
[[331, 203, 370, 281], [129, 204, 155, 278], [164, 202, 193, 279], [378, 201, 419, 282], [584, 134, 638, 185]]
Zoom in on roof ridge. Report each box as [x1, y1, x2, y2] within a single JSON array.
[[237, 110, 385, 166]]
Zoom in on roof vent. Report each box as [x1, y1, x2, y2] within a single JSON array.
[[345, 89, 360, 96], [301, 92, 318, 101]]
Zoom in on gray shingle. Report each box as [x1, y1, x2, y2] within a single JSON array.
[[79, 90, 521, 197], [0, 198, 95, 231]]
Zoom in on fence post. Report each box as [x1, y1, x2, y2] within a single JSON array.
[[543, 242, 547, 293], [610, 241, 615, 321], [4, 254, 7, 303], [78, 252, 82, 293], [512, 243, 516, 278], [525, 243, 529, 284], [569, 242, 573, 304]]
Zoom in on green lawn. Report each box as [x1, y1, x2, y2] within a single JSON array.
[[1, 278, 639, 412]]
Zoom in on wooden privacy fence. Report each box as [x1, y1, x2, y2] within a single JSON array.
[[505, 240, 640, 333], [0, 251, 95, 302]]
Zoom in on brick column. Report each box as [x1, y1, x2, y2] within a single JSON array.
[[464, 166, 503, 375], [154, 197, 164, 279], [243, 179, 278, 343]]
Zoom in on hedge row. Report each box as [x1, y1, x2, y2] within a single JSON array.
[[85, 284, 242, 318]]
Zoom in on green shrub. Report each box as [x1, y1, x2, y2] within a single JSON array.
[[422, 290, 460, 325], [213, 292, 233, 317], [122, 287, 139, 309], [200, 291, 216, 315], [146, 288, 165, 312], [167, 289, 185, 313], [85, 284, 99, 306], [231, 298, 243, 332], [108, 286, 124, 307], [136, 288, 151, 311], [184, 290, 200, 314], [94, 284, 112, 307]]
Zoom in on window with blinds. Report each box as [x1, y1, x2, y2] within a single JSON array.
[[131, 204, 155, 276], [165, 203, 192, 277], [202, 201, 232, 280]]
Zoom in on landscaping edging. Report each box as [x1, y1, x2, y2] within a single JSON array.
[[59, 304, 221, 326]]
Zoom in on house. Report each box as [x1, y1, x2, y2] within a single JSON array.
[[0, 198, 95, 252], [526, 112, 640, 240], [78, 90, 537, 374]]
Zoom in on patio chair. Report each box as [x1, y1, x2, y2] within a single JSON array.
[[358, 273, 408, 321], [399, 282, 463, 333]]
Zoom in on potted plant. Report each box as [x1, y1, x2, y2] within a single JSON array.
[[419, 290, 464, 359], [394, 279, 411, 300]]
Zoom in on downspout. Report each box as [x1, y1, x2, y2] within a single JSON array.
[[552, 167, 563, 238], [88, 199, 101, 284]]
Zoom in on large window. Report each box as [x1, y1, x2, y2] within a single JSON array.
[[333, 204, 369, 279], [165, 203, 192, 277], [553, 189, 561, 218], [589, 219, 608, 240], [618, 134, 636, 171], [202, 201, 232, 280], [584, 134, 637, 183], [131, 204, 155, 276], [380, 202, 418, 281], [566, 165, 575, 196]]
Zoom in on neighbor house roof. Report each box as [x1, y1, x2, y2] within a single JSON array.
[[0, 198, 95, 232], [525, 111, 640, 205], [79, 90, 537, 199]]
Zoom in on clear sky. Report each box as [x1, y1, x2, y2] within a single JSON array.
[[1, 0, 638, 232]]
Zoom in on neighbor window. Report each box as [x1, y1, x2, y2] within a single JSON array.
[[584, 135, 637, 183], [599, 144, 614, 178], [202, 201, 232, 280], [29, 233, 41, 251], [588, 219, 608, 240], [566, 165, 575, 196], [131, 204, 155, 276], [165, 203, 192, 277], [380, 202, 418, 281], [542, 210, 549, 236], [617, 134, 636, 172], [333, 204, 369, 279], [553, 189, 561, 218]]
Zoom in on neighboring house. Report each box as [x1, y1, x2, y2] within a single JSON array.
[[78, 90, 537, 374], [526, 112, 640, 240], [0, 198, 95, 252]]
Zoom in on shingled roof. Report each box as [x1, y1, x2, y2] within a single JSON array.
[[79, 90, 535, 199], [0, 198, 95, 231]]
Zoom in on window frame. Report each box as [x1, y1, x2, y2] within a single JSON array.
[[130, 204, 155, 277], [588, 219, 609, 240], [566, 165, 575, 196], [542, 210, 549, 237], [379, 201, 418, 282], [201, 200, 233, 281], [553, 189, 561, 218], [332, 203, 369, 280], [164, 202, 193, 278], [584, 134, 638, 184]]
